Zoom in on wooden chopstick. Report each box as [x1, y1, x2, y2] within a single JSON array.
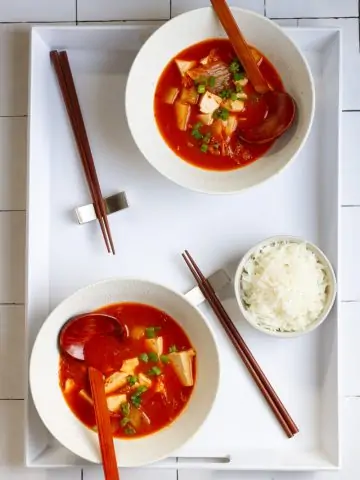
[[182, 250, 299, 438], [49, 51, 111, 254], [88, 367, 120, 480], [50, 50, 115, 254], [210, 0, 269, 94]]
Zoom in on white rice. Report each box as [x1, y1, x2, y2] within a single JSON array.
[[240, 241, 330, 332]]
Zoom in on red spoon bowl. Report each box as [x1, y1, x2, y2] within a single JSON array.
[[239, 91, 296, 144], [58, 312, 128, 361]]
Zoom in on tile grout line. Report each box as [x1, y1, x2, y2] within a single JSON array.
[[170, 0, 172, 18], [0, 398, 24, 401], [0, 18, 167, 25], [0, 303, 25, 306], [0, 203, 359, 212], [357, 0, 360, 52], [0, 20, 76, 25], [75, 18, 169, 24], [75, 0, 78, 25], [0, 16, 357, 26], [271, 16, 358, 20], [264, 0, 266, 16], [0, 115, 27, 118]]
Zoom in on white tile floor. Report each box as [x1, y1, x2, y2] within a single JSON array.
[[0, 1, 359, 479]]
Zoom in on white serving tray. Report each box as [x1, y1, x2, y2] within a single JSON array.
[[25, 24, 341, 471]]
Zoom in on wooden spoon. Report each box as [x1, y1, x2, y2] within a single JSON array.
[[59, 313, 128, 480], [210, 0, 296, 144]]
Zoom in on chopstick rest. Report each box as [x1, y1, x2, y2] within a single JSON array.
[[75, 192, 129, 225]]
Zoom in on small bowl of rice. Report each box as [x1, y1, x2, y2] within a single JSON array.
[[234, 235, 337, 337]]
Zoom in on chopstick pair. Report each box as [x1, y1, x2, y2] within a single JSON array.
[[182, 250, 299, 438], [50, 50, 115, 255]]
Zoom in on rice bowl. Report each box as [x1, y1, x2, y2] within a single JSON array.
[[234, 236, 337, 337]]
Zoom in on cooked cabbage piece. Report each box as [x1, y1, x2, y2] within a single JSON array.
[[197, 113, 214, 126], [174, 101, 191, 131], [179, 86, 199, 105], [163, 87, 180, 105]]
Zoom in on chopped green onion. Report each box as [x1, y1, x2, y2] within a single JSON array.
[[148, 352, 159, 362], [148, 366, 162, 376], [135, 385, 148, 395], [214, 108, 229, 121], [120, 417, 130, 427], [121, 402, 130, 417], [197, 84, 206, 94], [233, 71, 245, 81], [203, 132, 211, 144], [200, 144, 208, 153], [127, 375, 138, 386], [235, 83, 243, 93], [192, 130, 203, 140], [191, 122, 204, 140], [160, 354, 170, 364], [145, 327, 155, 338], [130, 395, 141, 408], [124, 426, 136, 435], [219, 89, 230, 99], [145, 326, 160, 338], [138, 353, 149, 363], [231, 92, 238, 101], [130, 386, 148, 408], [208, 76, 216, 87], [229, 59, 240, 73], [169, 345, 178, 353]]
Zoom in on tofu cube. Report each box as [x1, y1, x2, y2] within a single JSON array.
[[144, 337, 163, 356], [104, 371, 128, 395], [121, 358, 139, 375], [169, 349, 196, 387], [199, 92, 222, 115], [106, 394, 127, 413]]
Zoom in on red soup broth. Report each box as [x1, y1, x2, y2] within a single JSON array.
[[59, 302, 196, 438], [154, 38, 285, 171]]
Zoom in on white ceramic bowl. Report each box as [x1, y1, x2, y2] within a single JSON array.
[[29, 277, 220, 467], [126, 7, 315, 194], [234, 236, 337, 338]]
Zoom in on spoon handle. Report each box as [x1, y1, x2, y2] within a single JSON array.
[[88, 367, 120, 480], [210, 0, 269, 94]]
